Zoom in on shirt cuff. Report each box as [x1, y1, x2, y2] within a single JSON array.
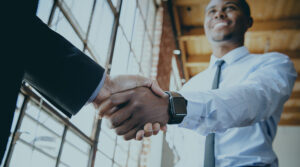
[[87, 72, 107, 103]]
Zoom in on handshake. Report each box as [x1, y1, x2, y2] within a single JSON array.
[[92, 75, 170, 140]]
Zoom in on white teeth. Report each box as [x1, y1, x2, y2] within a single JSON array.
[[214, 22, 227, 29]]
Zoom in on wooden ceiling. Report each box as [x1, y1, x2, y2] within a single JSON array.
[[171, 0, 300, 125]]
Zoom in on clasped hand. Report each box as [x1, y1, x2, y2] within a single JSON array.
[[92, 75, 169, 140]]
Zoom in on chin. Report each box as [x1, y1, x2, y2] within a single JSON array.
[[211, 32, 233, 42]]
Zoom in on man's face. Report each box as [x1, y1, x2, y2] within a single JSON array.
[[204, 0, 251, 43]]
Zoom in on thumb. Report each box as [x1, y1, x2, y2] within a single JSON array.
[[150, 80, 167, 97]]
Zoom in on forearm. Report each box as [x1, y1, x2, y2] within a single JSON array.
[[24, 16, 105, 116]]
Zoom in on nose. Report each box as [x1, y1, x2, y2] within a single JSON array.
[[214, 10, 226, 19]]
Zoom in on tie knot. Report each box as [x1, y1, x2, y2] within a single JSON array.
[[215, 60, 225, 67]]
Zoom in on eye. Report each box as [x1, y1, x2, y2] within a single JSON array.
[[208, 9, 216, 15], [225, 5, 237, 11]]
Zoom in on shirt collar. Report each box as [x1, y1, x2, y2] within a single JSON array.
[[209, 46, 249, 68]]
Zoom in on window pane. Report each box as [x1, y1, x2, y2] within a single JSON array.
[[98, 129, 116, 158], [95, 151, 113, 167], [9, 141, 38, 167], [59, 130, 90, 166], [19, 102, 64, 157], [110, 27, 130, 76], [140, 34, 152, 77], [131, 9, 145, 62], [36, 0, 54, 24], [119, 0, 136, 40], [114, 145, 128, 165], [63, 0, 94, 34], [30, 149, 56, 167], [116, 136, 129, 152], [127, 52, 140, 74], [127, 158, 138, 167], [100, 118, 117, 139], [138, 0, 149, 19], [129, 140, 143, 161], [88, 0, 115, 66], [70, 104, 96, 136], [50, 9, 84, 49], [147, 0, 156, 37]]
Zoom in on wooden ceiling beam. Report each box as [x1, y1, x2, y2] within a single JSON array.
[[180, 19, 300, 39], [172, 2, 190, 81]]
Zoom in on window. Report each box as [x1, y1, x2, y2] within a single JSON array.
[[5, 0, 159, 167]]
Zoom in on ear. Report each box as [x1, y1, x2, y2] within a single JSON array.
[[247, 17, 253, 29]]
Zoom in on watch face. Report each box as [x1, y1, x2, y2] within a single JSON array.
[[173, 98, 187, 115]]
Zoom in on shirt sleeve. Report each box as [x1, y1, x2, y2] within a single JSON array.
[[88, 72, 107, 103], [178, 53, 297, 136]]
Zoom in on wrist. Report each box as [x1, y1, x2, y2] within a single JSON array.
[[165, 91, 187, 124], [93, 75, 111, 105]]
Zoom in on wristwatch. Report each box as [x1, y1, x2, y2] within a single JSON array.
[[165, 91, 187, 124]]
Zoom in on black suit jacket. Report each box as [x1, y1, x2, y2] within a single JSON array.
[[1, 1, 105, 161]]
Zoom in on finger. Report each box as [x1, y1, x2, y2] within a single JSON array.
[[122, 127, 140, 141], [104, 106, 118, 117], [150, 80, 167, 97], [115, 118, 137, 136], [98, 99, 115, 118], [109, 103, 135, 128], [109, 75, 149, 94], [152, 123, 160, 135], [144, 123, 153, 137], [99, 90, 134, 117], [161, 125, 167, 132], [135, 130, 145, 141]]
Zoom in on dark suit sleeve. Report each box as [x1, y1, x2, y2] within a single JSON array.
[[23, 16, 105, 117]]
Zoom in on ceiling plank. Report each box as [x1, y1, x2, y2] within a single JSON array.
[[250, 19, 300, 31], [186, 52, 299, 63], [187, 54, 211, 62], [180, 19, 300, 37], [186, 62, 209, 68], [290, 91, 300, 99], [279, 107, 300, 126]]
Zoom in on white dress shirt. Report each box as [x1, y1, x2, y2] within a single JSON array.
[[166, 46, 297, 167]]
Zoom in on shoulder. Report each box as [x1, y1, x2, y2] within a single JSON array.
[[252, 52, 290, 62], [248, 52, 293, 67]]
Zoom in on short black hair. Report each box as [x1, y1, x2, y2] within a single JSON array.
[[239, 0, 251, 18]]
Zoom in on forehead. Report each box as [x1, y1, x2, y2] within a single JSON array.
[[206, 0, 240, 10]]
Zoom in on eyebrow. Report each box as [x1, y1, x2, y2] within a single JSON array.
[[224, 1, 239, 6], [206, 5, 216, 12], [205, 1, 240, 12]]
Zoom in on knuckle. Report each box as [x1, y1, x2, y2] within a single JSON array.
[[132, 101, 143, 111], [116, 128, 124, 135], [123, 135, 131, 141], [110, 117, 119, 128]]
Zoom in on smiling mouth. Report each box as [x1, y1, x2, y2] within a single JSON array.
[[213, 22, 228, 29]]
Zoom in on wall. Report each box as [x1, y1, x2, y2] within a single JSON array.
[[274, 126, 300, 167]]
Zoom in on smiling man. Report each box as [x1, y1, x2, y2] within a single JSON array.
[[98, 0, 297, 166]]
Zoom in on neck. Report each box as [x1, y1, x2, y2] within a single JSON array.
[[211, 41, 243, 58]]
